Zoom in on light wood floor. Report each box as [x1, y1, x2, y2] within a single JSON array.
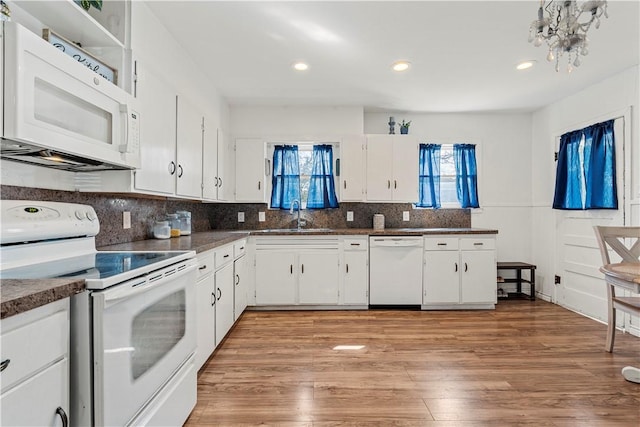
[[186, 300, 640, 426]]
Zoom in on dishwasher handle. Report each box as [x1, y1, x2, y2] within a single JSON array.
[[370, 238, 423, 247]]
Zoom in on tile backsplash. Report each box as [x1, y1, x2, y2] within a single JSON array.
[[1, 185, 470, 246], [209, 202, 470, 230]]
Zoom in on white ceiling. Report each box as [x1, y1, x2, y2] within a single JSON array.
[[146, 1, 639, 113]]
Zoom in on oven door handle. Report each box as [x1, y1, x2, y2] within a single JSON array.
[[101, 262, 197, 304]]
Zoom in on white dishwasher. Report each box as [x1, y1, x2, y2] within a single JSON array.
[[369, 236, 424, 305]]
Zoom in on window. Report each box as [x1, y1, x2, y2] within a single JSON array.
[[270, 143, 338, 209], [553, 119, 617, 210], [417, 143, 479, 208]]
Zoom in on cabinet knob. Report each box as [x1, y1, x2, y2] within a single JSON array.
[[211, 292, 216, 306], [394, 180, 397, 189], [177, 164, 184, 178], [0, 359, 10, 372], [169, 161, 176, 175], [454, 262, 458, 272]]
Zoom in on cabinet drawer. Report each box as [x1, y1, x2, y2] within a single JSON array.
[[343, 237, 368, 251], [460, 238, 495, 251], [197, 251, 215, 280], [1, 358, 68, 426], [424, 237, 459, 251], [0, 309, 67, 392], [215, 244, 234, 269], [234, 239, 247, 258]]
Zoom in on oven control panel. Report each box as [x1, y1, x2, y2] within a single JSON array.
[[0, 200, 100, 244]]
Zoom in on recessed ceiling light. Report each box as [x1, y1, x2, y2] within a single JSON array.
[[392, 61, 411, 72], [516, 60, 536, 70], [292, 62, 309, 71]]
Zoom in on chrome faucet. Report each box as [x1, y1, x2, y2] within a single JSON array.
[[290, 199, 302, 230]]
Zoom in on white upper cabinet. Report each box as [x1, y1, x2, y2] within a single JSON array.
[[203, 128, 232, 201], [14, 0, 132, 93], [134, 67, 177, 195], [201, 122, 219, 200], [175, 96, 204, 199], [133, 66, 204, 198], [366, 135, 419, 202], [234, 139, 267, 202], [339, 135, 365, 201]]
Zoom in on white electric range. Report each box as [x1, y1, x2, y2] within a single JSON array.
[[0, 200, 198, 427]]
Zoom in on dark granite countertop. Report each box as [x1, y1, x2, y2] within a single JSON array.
[[98, 228, 497, 253], [0, 279, 85, 319], [98, 231, 251, 253], [2, 228, 497, 319]]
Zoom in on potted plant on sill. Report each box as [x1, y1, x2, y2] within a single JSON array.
[[399, 120, 411, 134], [74, 0, 102, 11]]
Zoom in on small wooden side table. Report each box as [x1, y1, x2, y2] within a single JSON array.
[[497, 262, 536, 301]]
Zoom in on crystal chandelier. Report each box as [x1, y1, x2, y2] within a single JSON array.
[[528, 0, 608, 72]]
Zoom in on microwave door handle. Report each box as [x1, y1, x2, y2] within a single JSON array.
[[118, 104, 129, 153]]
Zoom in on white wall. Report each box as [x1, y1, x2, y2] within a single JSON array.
[[531, 66, 639, 300], [229, 105, 364, 140], [365, 112, 534, 266]]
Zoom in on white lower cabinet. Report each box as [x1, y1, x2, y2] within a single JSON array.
[[0, 299, 70, 427], [195, 251, 216, 370], [423, 235, 497, 309], [255, 251, 297, 305], [214, 244, 235, 347], [298, 252, 340, 304], [254, 237, 340, 306], [233, 239, 249, 321], [341, 237, 369, 305]]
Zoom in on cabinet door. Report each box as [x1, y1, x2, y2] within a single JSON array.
[[340, 135, 365, 201], [366, 135, 394, 201], [134, 67, 176, 194], [195, 275, 215, 370], [201, 118, 219, 200], [235, 138, 266, 202], [234, 255, 248, 321], [299, 252, 340, 304], [461, 250, 497, 304], [216, 129, 233, 201], [215, 262, 235, 346], [255, 251, 297, 305], [392, 136, 419, 202], [423, 251, 460, 304], [176, 96, 204, 198], [343, 251, 368, 304], [1, 358, 69, 427]]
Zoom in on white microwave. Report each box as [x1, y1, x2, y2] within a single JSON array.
[[1, 22, 140, 171]]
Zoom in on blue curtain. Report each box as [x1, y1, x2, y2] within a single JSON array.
[[552, 119, 616, 210], [417, 144, 441, 208], [270, 145, 300, 209], [553, 130, 584, 209], [454, 144, 479, 208], [307, 144, 339, 209], [584, 120, 617, 209]]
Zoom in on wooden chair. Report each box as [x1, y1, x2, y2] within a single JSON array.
[[593, 226, 640, 352]]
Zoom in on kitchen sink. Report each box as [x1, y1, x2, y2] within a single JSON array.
[[256, 228, 334, 233]]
